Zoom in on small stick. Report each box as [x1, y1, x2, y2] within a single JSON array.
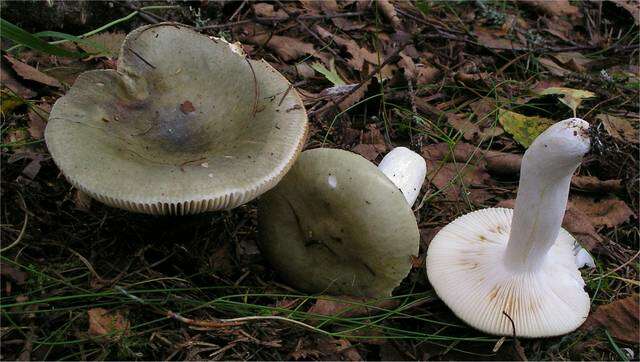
[[166, 311, 245, 328]]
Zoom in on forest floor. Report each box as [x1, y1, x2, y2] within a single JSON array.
[[1, 1, 638, 360]]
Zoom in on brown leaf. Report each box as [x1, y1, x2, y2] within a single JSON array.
[[427, 160, 493, 203], [0, 263, 28, 285], [538, 57, 572, 77], [571, 176, 623, 193], [550, 52, 592, 73], [180, 100, 195, 113], [474, 26, 523, 50], [377, 0, 402, 30], [484, 150, 522, 175], [597, 114, 639, 144], [315, 25, 382, 73], [447, 113, 503, 141], [339, 80, 371, 111], [321, 0, 365, 31], [3, 55, 62, 88], [352, 144, 381, 162], [74, 190, 92, 212], [247, 35, 316, 62], [521, 0, 580, 17], [253, 3, 287, 17], [27, 103, 51, 139], [0, 61, 36, 98], [87, 308, 130, 341], [308, 296, 399, 318], [582, 294, 639, 343], [416, 64, 440, 85], [570, 196, 634, 228]]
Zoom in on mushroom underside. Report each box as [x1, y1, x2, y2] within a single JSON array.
[[426, 208, 590, 337]]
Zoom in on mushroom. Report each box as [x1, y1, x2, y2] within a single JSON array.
[[258, 147, 426, 297], [45, 23, 307, 215], [426, 118, 591, 337]]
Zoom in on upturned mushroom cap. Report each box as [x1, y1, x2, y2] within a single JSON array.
[[426, 208, 590, 337], [45, 23, 307, 215], [426, 119, 591, 337], [258, 148, 420, 297]]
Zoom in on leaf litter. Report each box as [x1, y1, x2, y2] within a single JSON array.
[[0, 1, 638, 360]]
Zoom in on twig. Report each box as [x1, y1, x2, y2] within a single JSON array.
[[127, 47, 156, 69], [590, 249, 640, 281], [274, 0, 345, 62], [0, 193, 28, 253], [310, 41, 410, 117], [166, 311, 245, 328], [198, 12, 365, 30], [245, 58, 259, 118], [502, 311, 527, 361], [126, 3, 161, 24]]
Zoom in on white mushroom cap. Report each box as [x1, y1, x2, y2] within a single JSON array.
[[426, 118, 591, 337], [426, 207, 589, 337]]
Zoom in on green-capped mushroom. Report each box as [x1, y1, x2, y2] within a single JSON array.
[[45, 23, 307, 215], [258, 148, 424, 297]]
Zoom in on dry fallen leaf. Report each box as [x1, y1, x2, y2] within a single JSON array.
[[27, 104, 50, 139], [536, 87, 596, 116], [538, 57, 572, 77], [571, 176, 623, 193], [597, 114, 639, 144], [307, 296, 399, 318], [3, 55, 62, 88], [252, 2, 287, 18], [247, 35, 317, 62], [427, 160, 493, 204], [1, 62, 36, 98], [352, 144, 382, 162], [321, 0, 365, 31], [521, 0, 580, 17], [447, 113, 503, 141], [550, 52, 593, 73], [570, 196, 634, 228], [474, 26, 523, 50], [0, 263, 28, 285], [377, 0, 402, 30], [582, 294, 639, 344], [87, 308, 130, 341]]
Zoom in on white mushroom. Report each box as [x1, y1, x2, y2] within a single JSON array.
[[426, 118, 591, 337]]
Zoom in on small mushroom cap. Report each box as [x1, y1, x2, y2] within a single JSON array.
[[426, 208, 590, 337], [45, 24, 307, 215], [258, 148, 420, 297]]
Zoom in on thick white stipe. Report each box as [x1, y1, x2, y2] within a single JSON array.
[[378, 147, 427, 206]]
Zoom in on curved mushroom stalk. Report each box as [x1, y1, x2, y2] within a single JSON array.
[[378, 147, 427, 206], [426, 118, 592, 337], [504, 118, 590, 271]]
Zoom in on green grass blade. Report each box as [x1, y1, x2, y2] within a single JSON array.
[[0, 18, 85, 58]]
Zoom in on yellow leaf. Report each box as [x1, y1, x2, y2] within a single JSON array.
[[498, 109, 555, 148], [537, 87, 596, 116]]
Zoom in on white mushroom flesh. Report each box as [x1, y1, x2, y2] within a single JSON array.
[[377, 147, 427, 206]]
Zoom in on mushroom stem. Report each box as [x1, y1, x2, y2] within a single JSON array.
[[377, 147, 427, 206], [504, 118, 590, 272]]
